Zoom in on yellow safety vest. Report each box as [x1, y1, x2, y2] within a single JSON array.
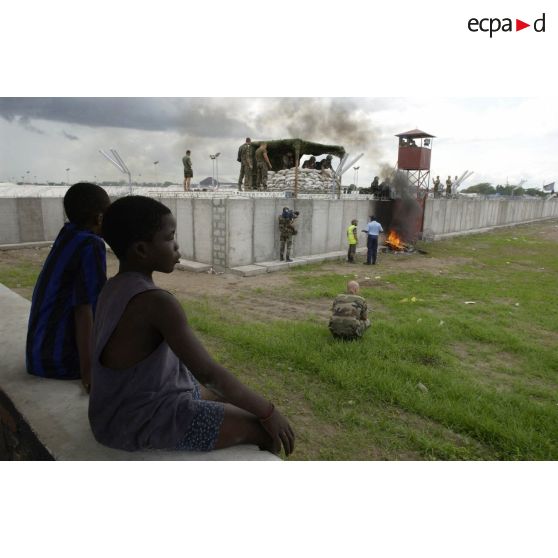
[[347, 224, 357, 245]]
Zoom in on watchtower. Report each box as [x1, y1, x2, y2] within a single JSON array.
[[395, 129, 435, 194]]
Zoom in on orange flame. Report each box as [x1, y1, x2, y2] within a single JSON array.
[[387, 230, 404, 250]]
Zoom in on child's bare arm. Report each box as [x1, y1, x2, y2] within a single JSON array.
[[74, 304, 93, 393], [145, 290, 295, 453]]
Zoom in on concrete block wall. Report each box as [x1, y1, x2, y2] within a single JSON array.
[[164, 197, 376, 268], [0, 198, 20, 244], [3, 195, 558, 266], [0, 198, 65, 245], [422, 198, 558, 239]]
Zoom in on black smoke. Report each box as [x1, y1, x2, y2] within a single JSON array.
[[253, 98, 381, 154]]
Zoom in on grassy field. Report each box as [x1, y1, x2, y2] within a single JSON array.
[[185, 223, 558, 460], [1, 220, 557, 460]]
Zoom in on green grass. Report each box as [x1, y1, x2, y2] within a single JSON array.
[[0, 260, 40, 290], [183, 223, 558, 460], [2, 221, 557, 460]]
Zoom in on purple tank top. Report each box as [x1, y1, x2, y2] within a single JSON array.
[[88, 272, 196, 451]]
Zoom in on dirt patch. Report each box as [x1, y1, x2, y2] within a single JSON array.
[[0, 246, 48, 267], [533, 221, 558, 242]]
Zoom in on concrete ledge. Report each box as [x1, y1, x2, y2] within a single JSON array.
[[175, 259, 212, 273], [250, 249, 372, 273], [287, 258, 308, 268], [301, 255, 326, 264], [0, 241, 53, 251], [257, 261, 291, 273], [230, 265, 268, 277], [0, 283, 278, 461]]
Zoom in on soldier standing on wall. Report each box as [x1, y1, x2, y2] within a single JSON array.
[[182, 150, 193, 192], [278, 207, 299, 262], [370, 176, 380, 197], [255, 142, 272, 191], [237, 138, 253, 191], [446, 175, 453, 197], [379, 178, 391, 199], [432, 175, 441, 198]]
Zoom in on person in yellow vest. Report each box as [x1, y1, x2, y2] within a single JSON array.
[[347, 219, 358, 263]]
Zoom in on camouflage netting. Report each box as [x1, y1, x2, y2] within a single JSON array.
[[249, 138, 345, 193], [250, 138, 346, 170]]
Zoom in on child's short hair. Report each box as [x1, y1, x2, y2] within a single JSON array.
[[64, 182, 110, 226], [102, 196, 171, 260]]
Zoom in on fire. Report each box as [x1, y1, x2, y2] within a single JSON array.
[[386, 230, 404, 250]]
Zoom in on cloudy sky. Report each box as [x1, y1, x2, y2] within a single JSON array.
[[1, 97, 557, 189]]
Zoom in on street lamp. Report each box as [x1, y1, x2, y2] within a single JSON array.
[[66, 168, 70, 185], [209, 152, 221, 189], [353, 166, 360, 188], [153, 161, 159, 185], [26, 170, 30, 183]]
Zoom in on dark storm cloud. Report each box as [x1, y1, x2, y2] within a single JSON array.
[[18, 115, 45, 135], [62, 130, 79, 141], [0, 98, 253, 138]]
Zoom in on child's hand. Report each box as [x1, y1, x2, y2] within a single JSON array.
[[81, 378, 91, 394], [260, 408, 295, 456]]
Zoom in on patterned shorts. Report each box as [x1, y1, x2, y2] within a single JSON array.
[[175, 373, 225, 452]]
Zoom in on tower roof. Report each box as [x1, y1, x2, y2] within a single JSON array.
[[395, 129, 435, 139]]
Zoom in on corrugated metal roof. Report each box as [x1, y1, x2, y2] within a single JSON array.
[[395, 129, 435, 139]]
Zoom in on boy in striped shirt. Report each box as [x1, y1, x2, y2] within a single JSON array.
[[26, 182, 110, 392]]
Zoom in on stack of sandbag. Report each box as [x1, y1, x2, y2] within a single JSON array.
[[266, 168, 340, 193]]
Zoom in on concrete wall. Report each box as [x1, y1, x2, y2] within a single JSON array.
[[3, 195, 558, 266], [0, 197, 65, 245], [422, 198, 558, 239]]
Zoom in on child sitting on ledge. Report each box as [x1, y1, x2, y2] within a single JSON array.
[[26, 182, 110, 392], [88, 195, 295, 456]]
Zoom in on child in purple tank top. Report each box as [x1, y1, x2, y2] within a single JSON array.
[[88, 195, 294, 456]]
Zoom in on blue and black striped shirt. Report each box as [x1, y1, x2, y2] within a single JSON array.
[[26, 223, 107, 380]]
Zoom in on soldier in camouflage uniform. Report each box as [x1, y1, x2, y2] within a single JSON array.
[[255, 142, 272, 190], [446, 175, 453, 197], [237, 137, 253, 191], [278, 207, 298, 262], [182, 150, 193, 192], [328, 281, 370, 340], [432, 175, 441, 198]]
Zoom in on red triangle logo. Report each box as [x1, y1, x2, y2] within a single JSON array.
[[516, 19, 530, 31]]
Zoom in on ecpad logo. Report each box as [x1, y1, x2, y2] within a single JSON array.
[[468, 13, 546, 37]]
